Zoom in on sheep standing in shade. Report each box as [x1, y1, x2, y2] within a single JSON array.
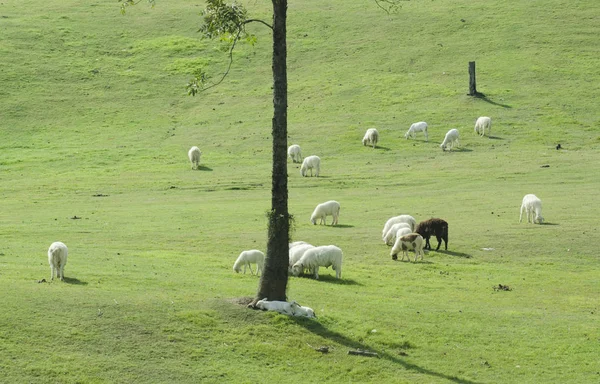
[[382, 215, 417, 237], [188, 146, 202, 169], [404, 121, 428, 141], [362, 128, 379, 148], [474, 116, 492, 137], [292, 245, 343, 280], [415, 218, 448, 250], [382, 222, 412, 245], [440, 129, 460, 151], [289, 243, 315, 274], [287, 144, 302, 163], [48, 241, 68, 281], [520, 194, 544, 224], [300, 155, 320, 177], [255, 299, 296, 315], [310, 200, 340, 226], [390, 233, 424, 262], [233, 250, 265, 275]]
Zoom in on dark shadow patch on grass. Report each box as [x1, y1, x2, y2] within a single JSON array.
[[198, 165, 213, 171], [292, 319, 481, 384], [63, 277, 88, 285], [372, 145, 392, 151], [437, 250, 472, 258], [486, 135, 504, 140], [331, 224, 354, 229], [540, 222, 559, 226], [292, 274, 362, 285], [474, 93, 512, 109]]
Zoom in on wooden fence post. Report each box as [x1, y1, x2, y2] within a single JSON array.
[[469, 61, 477, 96]]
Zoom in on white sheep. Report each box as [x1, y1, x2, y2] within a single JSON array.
[[188, 146, 202, 169], [310, 200, 340, 226], [382, 222, 412, 245], [390, 233, 424, 262], [300, 155, 321, 177], [287, 144, 302, 163], [404, 121, 428, 142], [233, 250, 265, 275], [474, 116, 492, 137], [255, 298, 296, 315], [290, 301, 316, 318], [520, 194, 544, 224], [292, 245, 343, 280], [289, 243, 315, 274], [440, 129, 460, 151], [362, 128, 379, 148], [289, 241, 309, 249], [382, 215, 417, 237], [48, 241, 68, 281]]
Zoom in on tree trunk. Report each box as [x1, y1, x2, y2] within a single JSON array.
[[468, 61, 478, 96], [253, 0, 289, 304]]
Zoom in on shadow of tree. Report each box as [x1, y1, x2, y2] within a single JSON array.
[[473, 93, 512, 109], [63, 277, 88, 285], [293, 274, 362, 285], [331, 224, 354, 229], [292, 319, 481, 384]]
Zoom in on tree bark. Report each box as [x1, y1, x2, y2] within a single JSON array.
[[468, 61, 478, 96], [253, 0, 289, 303]]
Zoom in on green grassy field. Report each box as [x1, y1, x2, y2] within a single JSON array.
[[1, 0, 599, 383]]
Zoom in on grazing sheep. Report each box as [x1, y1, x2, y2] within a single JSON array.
[[289, 241, 309, 249], [394, 227, 412, 245], [188, 146, 201, 169], [300, 155, 321, 177], [290, 301, 316, 318], [287, 144, 302, 163], [362, 128, 379, 148], [520, 194, 544, 224], [404, 121, 428, 142], [256, 298, 295, 315], [48, 241, 68, 281], [382, 222, 412, 245], [474, 116, 492, 137], [233, 250, 265, 275], [415, 218, 448, 250], [382, 215, 417, 236], [390, 233, 424, 262], [291, 245, 343, 280], [289, 243, 315, 273], [440, 129, 460, 151], [310, 200, 340, 226]]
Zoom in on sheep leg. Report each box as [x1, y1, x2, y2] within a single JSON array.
[[313, 266, 319, 280], [50, 265, 55, 281], [248, 263, 255, 275]]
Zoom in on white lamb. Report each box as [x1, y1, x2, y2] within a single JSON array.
[[188, 146, 201, 169], [289, 241, 309, 249], [310, 200, 340, 226], [383, 223, 412, 245], [290, 301, 316, 318], [287, 144, 302, 163], [300, 155, 320, 177], [291, 245, 342, 280], [520, 194, 544, 224], [48, 241, 68, 281], [289, 243, 315, 273], [474, 116, 492, 137], [404, 121, 428, 142], [255, 298, 295, 315], [362, 128, 379, 148], [440, 129, 460, 151], [382, 215, 416, 237], [233, 250, 265, 275], [390, 233, 425, 262]]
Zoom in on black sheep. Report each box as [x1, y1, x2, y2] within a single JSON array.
[[415, 218, 448, 250]]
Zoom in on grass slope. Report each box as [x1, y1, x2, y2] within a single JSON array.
[[1, 0, 598, 383]]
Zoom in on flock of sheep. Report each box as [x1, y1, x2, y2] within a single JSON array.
[[44, 115, 544, 319]]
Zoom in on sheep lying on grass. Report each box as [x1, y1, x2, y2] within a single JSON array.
[[256, 298, 295, 315], [300, 155, 320, 177], [520, 194, 544, 224], [474, 116, 492, 137], [289, 243, 315, 274], [287, 144, 302, 163], [382, 222, 412, 245], [291, 301, 316, 318], [362, 128, 379, 148], [382, 215, 416, 236], [233, 250, 265, 275], [440, 129, 460, 151], [292, 245, 342, 279], [415, 218, 448, 250], [404, 121, 428, 141], [391, 233, 424, 262], [48, 241, 68, 281], [188, 146, 201, 169], [310, 200, 340, 226]]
